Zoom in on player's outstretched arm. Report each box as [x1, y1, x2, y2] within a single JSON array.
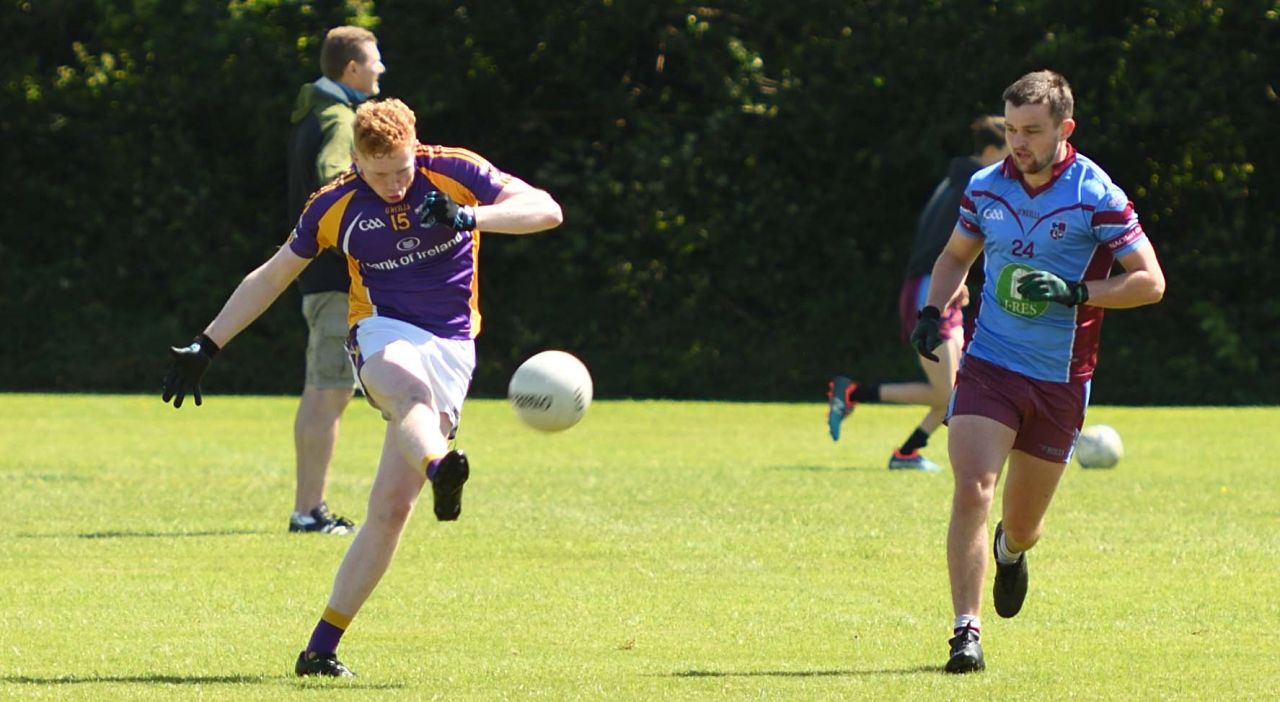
[[161, 246, 311, 408]]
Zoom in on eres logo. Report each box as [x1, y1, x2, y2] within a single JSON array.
[[983, 209, 1004, 221]]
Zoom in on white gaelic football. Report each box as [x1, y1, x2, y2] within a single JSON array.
[[508, 351, 593, 432], [1076, 424, 1123, 469]]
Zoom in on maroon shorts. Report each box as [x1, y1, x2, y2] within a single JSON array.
[[946, 355, 1086, 464], [898, 275, 964, 344]]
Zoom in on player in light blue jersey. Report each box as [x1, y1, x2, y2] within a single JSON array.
[[909, 71, 1165, 674], [162, 98, 563, 677]]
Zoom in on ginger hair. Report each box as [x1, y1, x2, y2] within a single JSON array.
[[353, 98, 417, 156]]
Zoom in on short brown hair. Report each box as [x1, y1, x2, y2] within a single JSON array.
[[353, 98, 416, 156], [320, 26, 377, 81], [1002, 70, 1074, 124], [970, 115, 1006, 153]]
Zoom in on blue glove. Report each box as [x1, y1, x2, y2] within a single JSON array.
[[415, 191, 476, 231], [162, 334, 219, 408], [1016, 270, 1089, 307], [910, 306, 943, 362]]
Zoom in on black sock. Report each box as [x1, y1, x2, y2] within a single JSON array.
[[900, 427, 930, 454], [850, 382, 880, 403]]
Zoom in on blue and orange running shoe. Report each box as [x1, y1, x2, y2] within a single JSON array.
[[826, 376, 857, 442], [888, 449, 941, 472]]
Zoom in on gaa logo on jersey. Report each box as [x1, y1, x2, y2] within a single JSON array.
[[997, 263, 1050, 319], [1049, 220, 1067, 240]]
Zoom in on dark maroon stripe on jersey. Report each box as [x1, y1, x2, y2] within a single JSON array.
[[973, 190, 1026, 233], [1090, 204, 1135, 226], [1030, 203, 1092, 233], [1068, 245, 1117, 381]]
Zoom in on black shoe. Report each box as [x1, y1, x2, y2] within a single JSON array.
[[295, 650, 356, 677], [289, 502, 356, 534], [992, 521, 1028, 618], [944, 627, 985, 674], [431, 450, 470, 521]]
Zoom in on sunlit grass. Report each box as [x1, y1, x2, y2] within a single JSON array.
[[2, 395, 1277, 700]]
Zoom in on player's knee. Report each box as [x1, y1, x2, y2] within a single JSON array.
[[365, 378, 432, 423], [368, 494, 417, 531], [952, 475, 996, 511]]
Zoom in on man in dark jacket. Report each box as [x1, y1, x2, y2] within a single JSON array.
[[827, 116, 1007, 471], [285, 26, 384, 534]]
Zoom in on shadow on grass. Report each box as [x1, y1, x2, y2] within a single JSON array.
[[671, 665, 940, 677], [77, 530, 267, 539], [1, 674, 270, 685], [1, 674, 406, 690], [765, 465, 870, 473], [16, 530, 268, 539]]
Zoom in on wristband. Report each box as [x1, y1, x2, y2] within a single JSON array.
[[918, 306, 941, 320], [458, 206, 477, 230], [1069, 282, 1089, 307], [195, 333, 220, 358]]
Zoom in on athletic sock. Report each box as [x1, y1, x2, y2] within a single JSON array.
[[422, 453, 447, 480], [306, 607, 352, 655], [995, 529, 1024, 565], [953, 614, 981, 639], [899, 427, 930, 455], [849, 382, 881, 403]]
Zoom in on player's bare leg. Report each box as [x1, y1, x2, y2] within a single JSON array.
[[296, 423, 425, 678], [359, 344, 450, 468], [360, 344, 469, 521], [991, 450, 1069, 618], [880, 332, 962, 411], [879, 332, 963, 470], [328, 422, 427, 616], [291, 386, 355, 533], [944, 413, 1015, 672]]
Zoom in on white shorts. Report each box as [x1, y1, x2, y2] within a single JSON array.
[[349, 316, 476, 432]]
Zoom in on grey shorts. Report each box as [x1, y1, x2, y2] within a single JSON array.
[[302, 291, 357, 390]]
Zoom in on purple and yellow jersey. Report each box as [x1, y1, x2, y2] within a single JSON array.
[[957, 143, 1147, 383], [287, 144, 513, 339]]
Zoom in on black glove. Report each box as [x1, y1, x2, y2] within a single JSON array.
[[910, 306, 943, 362], [415, 190, 476, 231], [162, 333, 219, 408], [1016, 270, 1089, 307]]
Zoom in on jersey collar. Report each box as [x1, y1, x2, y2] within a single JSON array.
[[1001, 142, 1077, 197]]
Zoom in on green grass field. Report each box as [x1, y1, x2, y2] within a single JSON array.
[[3, 394, 1277, 700]]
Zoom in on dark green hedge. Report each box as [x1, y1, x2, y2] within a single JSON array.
[[4, 1, 1277, 404]]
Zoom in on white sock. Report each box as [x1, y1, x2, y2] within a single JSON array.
[[995, 530, 1023, 564], [954, 614, 981, 636]]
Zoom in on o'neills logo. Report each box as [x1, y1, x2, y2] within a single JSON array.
[[510, 392, 553, 411]]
